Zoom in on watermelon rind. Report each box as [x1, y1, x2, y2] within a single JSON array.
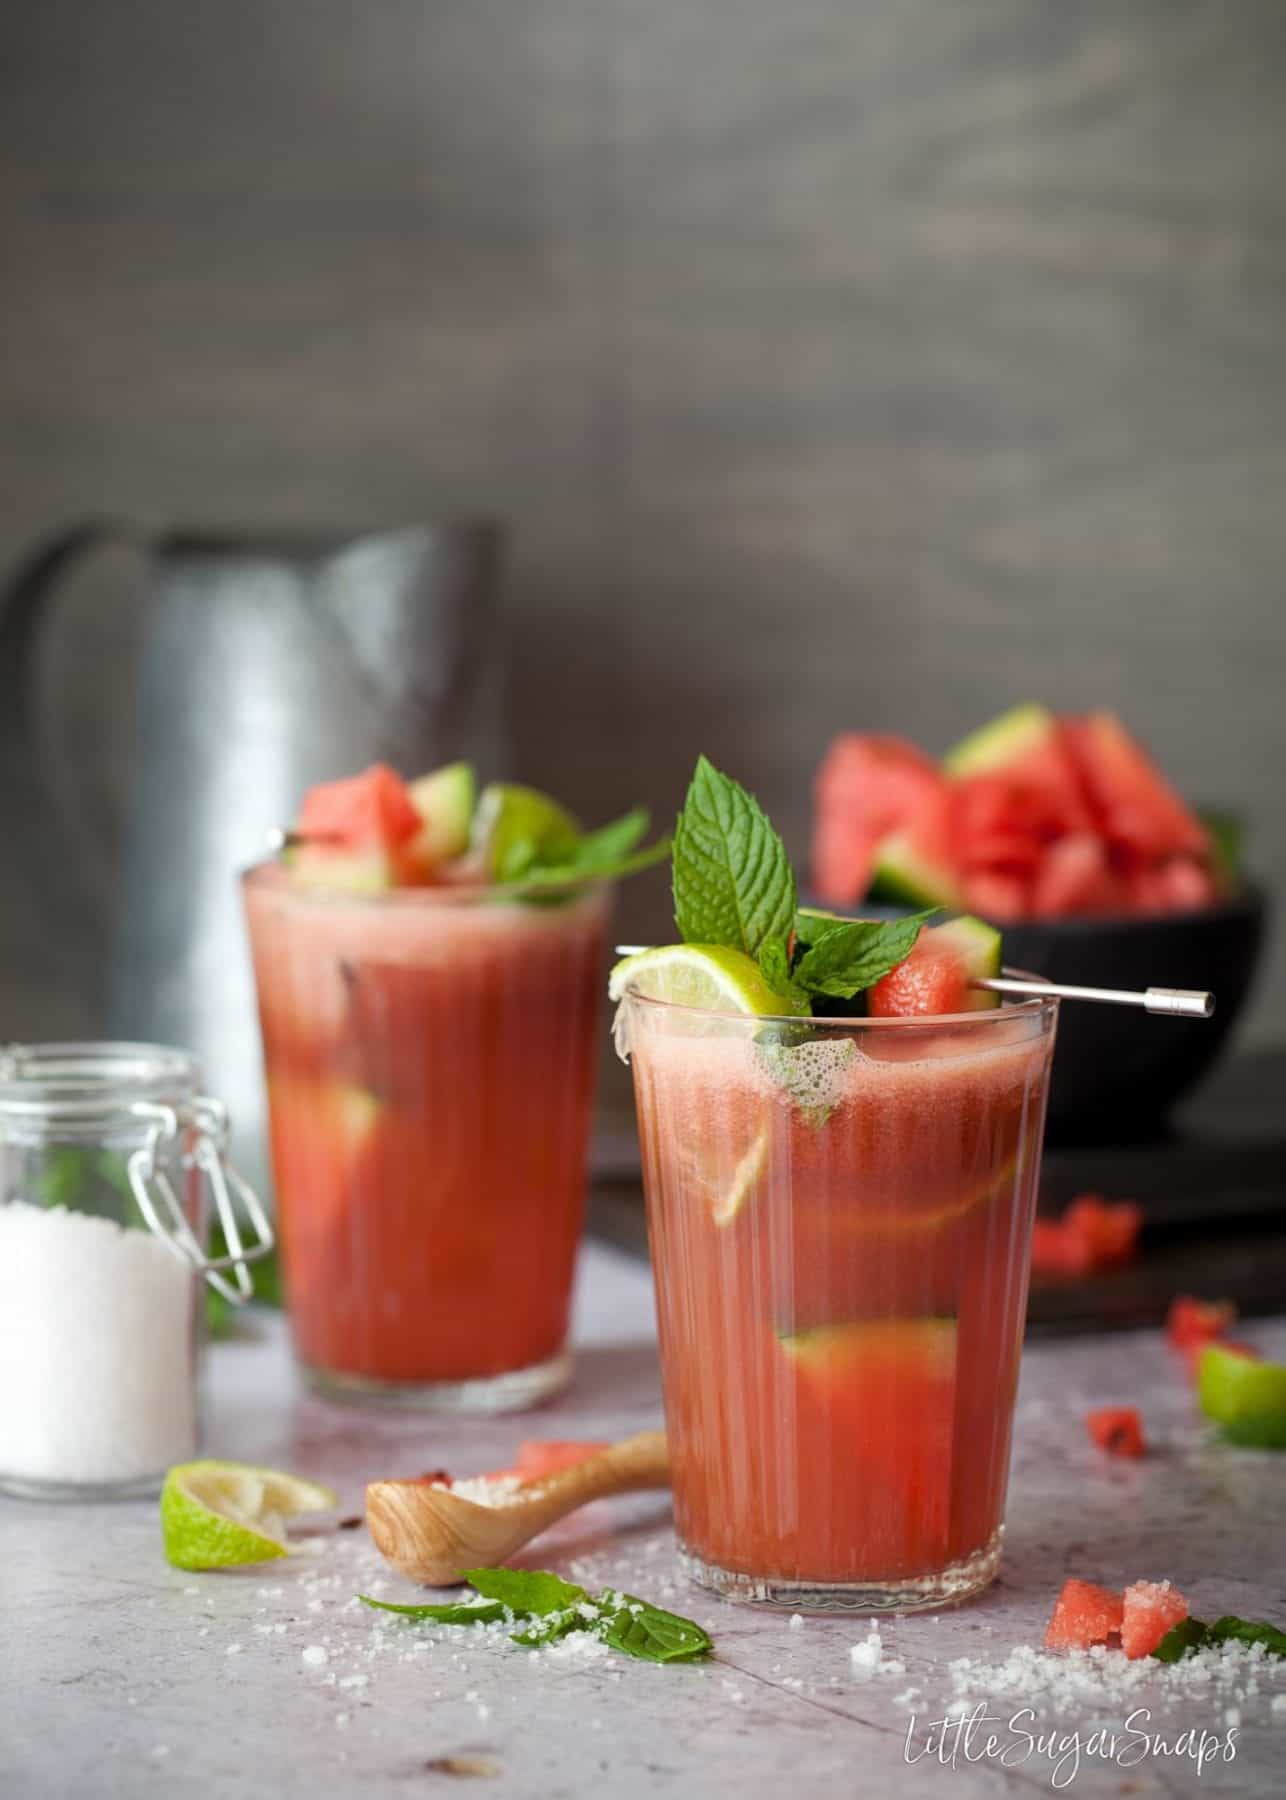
[[869, 832, 964, 909], [408, 761, 477, 864], [283, 844, 398, 894], [943, 702, 1056, 778], [929, 915, 1003, 1008], [777, 1315, 957, 1376]]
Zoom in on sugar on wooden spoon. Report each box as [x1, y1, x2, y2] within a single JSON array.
[[366, 1430, 670, 1587]]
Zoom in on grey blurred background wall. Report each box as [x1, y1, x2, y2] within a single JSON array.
[[1, 1, 1283, 1045]]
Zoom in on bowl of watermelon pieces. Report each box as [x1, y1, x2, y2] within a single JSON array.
[[812, 704, 1268, 1142]]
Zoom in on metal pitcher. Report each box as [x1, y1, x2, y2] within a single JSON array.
[[0, 517, 508, 1188]]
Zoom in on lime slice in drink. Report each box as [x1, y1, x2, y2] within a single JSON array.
[[472, 783, 582, 882], [611, 945, 807, 1225], [608, 944, 807, 1016], [161, 1461, 337, 1570]]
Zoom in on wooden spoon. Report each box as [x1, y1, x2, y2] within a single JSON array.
[[366, 1430, 670, 1586]]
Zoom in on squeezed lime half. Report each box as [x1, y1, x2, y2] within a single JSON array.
[[161, 1461, 337, 1570]]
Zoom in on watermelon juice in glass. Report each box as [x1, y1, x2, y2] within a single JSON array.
[[611, 757, 1058, 1609], [244, 762, 664, 1409]]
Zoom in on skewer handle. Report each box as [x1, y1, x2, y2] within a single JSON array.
[[973, 977, 1214, 1019]]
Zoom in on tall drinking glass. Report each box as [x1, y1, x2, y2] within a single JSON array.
[[619, 985, 1057, 1610], [243, 866, 609, 1409]]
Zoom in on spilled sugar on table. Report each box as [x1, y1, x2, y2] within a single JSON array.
[[4, 1242, 1284, 1799]]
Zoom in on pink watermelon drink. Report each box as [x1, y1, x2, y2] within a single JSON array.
[[245, 763, 663, 1408], [623, 997, 1055, 1606], [612, 757, 1058, 1608]]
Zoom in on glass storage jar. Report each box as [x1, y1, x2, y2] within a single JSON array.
[[0, 1042, 272, 1500]]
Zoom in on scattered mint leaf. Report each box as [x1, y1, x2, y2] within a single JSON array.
[[359, 1595, 507, 1625], [510, 1603, 600, 1648], [597, 1591, 712, 1663], [792, 912, 935, 1001], [355, 1570, 712, 1665], [1152, 1614, 1286, 1662], [1207, 1616, 1286, 1657], [672, 757, 796, 962], [464, 1567, 588, 1617], [1152, 1618, 1212, 1662]]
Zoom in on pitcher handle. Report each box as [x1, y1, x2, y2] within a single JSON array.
[[0, 518, 155, 925]]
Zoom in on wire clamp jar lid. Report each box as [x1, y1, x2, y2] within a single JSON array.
[[128, 1093, 273, 1303], [0, 1040, 273, 1305]]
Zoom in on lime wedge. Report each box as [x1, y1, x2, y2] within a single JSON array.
[[471, 783, 582, 881], [611, 945, 804, 1226], [161, 1461, 337, 1570], [1197, 1346, 1286, 1448], [608, 944, 807, 1016]]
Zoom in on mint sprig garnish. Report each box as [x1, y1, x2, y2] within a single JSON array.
[[358, 1568, 711, 1665], [670, 757, 934, 1011], [673, 757, 796, 961], [1153, 1614, 1286, 1663], [499, 808, 671, 894]]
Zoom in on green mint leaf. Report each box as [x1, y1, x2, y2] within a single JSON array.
[[463, 1568, 588, 1618], [1197, 808, 1245, 888], [493, 808, 669, 899], [1207, 1616, 1286, 1657], [757, 939, 808, 1009], [672, 756, 796, 961], [500, 836, 670, 894], [792, 912, 935, 1001], [1151, 1617, 1211, 1662], [510, 1601, 602, 1648], [596, 1591, 712, 1663], [358, 1595, 507, 1625], [567, 807, 651, 868], [791, 908, 849, 949]]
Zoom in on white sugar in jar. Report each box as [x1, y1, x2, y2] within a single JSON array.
[[0, 1042, 272, 1500]]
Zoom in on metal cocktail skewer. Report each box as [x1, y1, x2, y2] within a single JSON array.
[[971, 976, 1212, 1018], [612, 949, 1214, 1019]]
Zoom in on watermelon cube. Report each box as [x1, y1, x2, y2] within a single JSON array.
[[1166, 1295, 1237, 1351], [1044, 1579, 1125, 1650], [1031, 1197, 1142, 1278], [1086, 1406, 1146, 1458], [299, 763, 423, 847], [1062, 1196, 1143, 1268], [1120, 1580, 1188, 1659]]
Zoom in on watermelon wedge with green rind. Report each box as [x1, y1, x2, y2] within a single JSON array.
[[777, 1317, 958, 1577], [407, 762, 476, 865]]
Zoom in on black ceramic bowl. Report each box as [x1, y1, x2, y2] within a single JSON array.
[[1002, 883, 1270, 1144]]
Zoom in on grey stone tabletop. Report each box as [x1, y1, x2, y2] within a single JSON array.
[[4, 1243, 1284, 1800]]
